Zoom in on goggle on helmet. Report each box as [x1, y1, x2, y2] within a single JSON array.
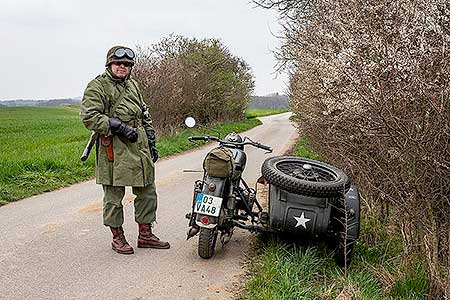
[[105, 46, 136, 67]]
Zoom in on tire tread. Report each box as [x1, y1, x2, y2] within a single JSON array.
[[198, 228, 217, 259], [261, 156, 349, 196]]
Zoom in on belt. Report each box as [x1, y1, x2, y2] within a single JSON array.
[[125, 119, 142, 127]]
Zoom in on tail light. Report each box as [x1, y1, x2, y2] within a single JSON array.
[[200, 216, 210, 225], [208, 183, 216, 192]]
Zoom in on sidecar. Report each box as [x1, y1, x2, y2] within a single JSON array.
[[260, 156, 360, 267]]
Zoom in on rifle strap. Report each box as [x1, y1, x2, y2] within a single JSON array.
[[107, 84, 128, 118], [96, 74, 129, 118], [95, 73, 129, 162]]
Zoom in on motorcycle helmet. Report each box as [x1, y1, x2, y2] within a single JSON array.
[[105, 45, 135, 67]]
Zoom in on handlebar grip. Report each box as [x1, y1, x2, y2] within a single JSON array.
[[259, 144, 273, 152], [188, 136, 208, 142]]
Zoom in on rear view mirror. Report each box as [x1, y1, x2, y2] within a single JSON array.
[[185, 117, 196, 128]]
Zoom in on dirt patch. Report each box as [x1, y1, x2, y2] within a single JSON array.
[[40, 223, 59, 235], [283, 139, 297, 156], [78, 201, 102, 213]]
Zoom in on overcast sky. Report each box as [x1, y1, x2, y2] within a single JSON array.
[[0, 0, 288, 100]]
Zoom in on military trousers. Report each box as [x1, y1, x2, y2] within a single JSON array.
[[102, 182, 157, 228]]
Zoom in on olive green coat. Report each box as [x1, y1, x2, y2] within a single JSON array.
[[80, 69, 154, 187]]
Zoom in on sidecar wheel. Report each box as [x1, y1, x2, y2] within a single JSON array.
[[198, 228, 218, 259], [261, 156, 350, 197]]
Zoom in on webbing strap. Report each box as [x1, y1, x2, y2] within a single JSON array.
[[96, 75, 129, 117]]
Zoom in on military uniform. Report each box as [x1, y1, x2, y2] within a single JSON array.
[[81, 69, 157, 226], [80, 46, 169, 254]]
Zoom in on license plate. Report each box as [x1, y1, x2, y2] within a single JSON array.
[[194, 193, 223, 217]]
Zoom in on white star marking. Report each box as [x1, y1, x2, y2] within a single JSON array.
[[294, 212, 311, 229]]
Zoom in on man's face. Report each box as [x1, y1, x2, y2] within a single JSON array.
[[110, 61, 132, 79]]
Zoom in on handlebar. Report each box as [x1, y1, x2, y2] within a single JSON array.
[[188, 135, 273, 153]]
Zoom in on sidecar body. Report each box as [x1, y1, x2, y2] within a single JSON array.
[[261, 156, 361, 266]]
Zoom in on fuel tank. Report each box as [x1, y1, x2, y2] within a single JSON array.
[[230, 148, 247, 179]]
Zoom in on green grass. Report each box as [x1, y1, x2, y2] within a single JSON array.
[[242, 223, 428, 300], [246, 109, 289, 119], [0, 107, 93, 204], [294, 136, 321, 160], [0, 107, 261, 205], [241, 136, 428, 300]]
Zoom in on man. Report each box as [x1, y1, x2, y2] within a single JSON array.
[[80, 46, 170, 254]]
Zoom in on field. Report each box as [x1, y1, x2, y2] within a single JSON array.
[[0, 107, 93, 205], [245, 108, 289, 119], [0, 107, 267, 205]]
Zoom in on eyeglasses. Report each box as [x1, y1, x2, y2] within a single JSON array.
[[114, 47, 135, 59]]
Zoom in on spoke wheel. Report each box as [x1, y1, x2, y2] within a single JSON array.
[[262, 156, 350, 197]]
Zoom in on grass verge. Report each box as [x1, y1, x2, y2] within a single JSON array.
[[240, 136, 428, 300], [0, 107, 261, 205]]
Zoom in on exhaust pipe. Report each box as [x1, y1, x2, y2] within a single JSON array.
[[186, 226, 200, 240]]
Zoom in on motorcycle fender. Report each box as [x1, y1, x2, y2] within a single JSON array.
[[194, 176, 226, 227], [195, 220, 218, 229], [195, 210, 220, 227], [202, 176, 226, 197]]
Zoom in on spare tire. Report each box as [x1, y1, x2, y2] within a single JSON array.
[[261, 156, 350, 197]]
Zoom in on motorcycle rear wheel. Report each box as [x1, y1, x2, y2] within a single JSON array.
[[198, 227, 218, 259]]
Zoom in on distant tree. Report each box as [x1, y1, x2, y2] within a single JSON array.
[[133, 35, 254, 135], [248, 95, 289, 109]]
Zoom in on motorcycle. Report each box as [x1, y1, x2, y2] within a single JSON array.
[[184, 117, 273, 259], [183, 117, 360, 266]]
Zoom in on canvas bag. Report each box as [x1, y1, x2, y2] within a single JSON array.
[[203, 147, 235, 178]]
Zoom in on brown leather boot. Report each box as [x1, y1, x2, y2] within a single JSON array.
[[137, 224, 170, 249], [110, 227, 134, 254]]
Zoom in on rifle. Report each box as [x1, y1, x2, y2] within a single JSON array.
[[81, 131, 98, 161]]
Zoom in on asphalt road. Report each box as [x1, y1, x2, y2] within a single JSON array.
[[0, 113, 298, 300]]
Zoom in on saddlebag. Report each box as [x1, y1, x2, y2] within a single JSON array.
[[203, 147, 235, 178]]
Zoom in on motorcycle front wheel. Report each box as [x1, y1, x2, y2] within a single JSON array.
[[198, 227, 218, 259]]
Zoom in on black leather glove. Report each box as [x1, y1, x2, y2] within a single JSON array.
[[109, 117, 138, 143], [146, 128, 159, 163]]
